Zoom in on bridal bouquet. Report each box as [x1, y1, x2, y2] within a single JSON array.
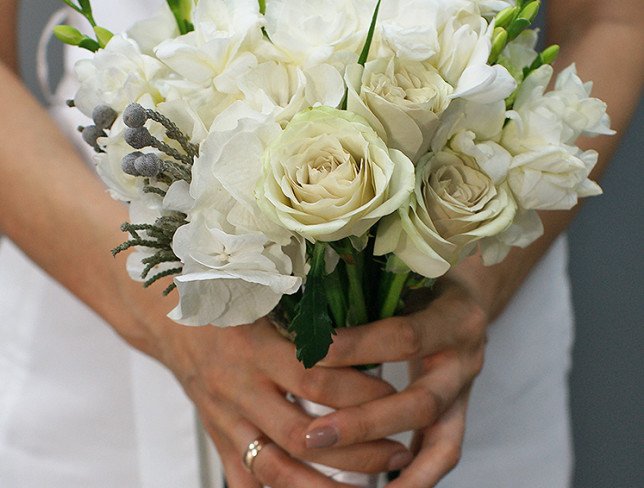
[[55, 0, 612, 372]]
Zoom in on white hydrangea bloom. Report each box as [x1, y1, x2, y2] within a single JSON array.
[[168, 111, 304, 327]]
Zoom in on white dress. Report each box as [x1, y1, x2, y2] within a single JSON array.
[[0, 2, 574, 487]]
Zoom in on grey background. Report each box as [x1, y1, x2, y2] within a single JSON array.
[[17, 1, 642, 487]]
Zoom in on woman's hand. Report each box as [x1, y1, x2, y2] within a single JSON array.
[[303, 277, 488, 487], [154, 316, 414, 488]]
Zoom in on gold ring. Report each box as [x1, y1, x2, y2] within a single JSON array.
[[242, 435, 271, 473]]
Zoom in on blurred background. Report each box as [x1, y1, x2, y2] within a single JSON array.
[[17, 1, 643, 487]]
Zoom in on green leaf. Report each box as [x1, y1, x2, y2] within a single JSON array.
[[357, 0, 382, 66], [258, 0, 266, 15], [289, 242, 335, 368]]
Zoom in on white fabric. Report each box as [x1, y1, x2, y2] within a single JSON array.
[[0, 1, 573, 486]]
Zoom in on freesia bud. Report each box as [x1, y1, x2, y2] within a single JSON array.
[[540, 44, 560, 65], [518, 1, 541, 23], [53, 25, 84, 46], [490, 28, 508, 63], [494, 6, 518, 29]]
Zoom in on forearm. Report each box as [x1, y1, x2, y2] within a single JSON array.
[[451, 11, 644, 320], [0, 61, 178, 359]]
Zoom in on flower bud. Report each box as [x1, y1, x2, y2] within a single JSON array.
[[494, 6, 517, 29], [489, 27, 508, 63], [81, 125, 106, 148], [121, 152, 143, 176], [123, 103, 148, 128], [540, 44, 560, 65], [125, 127, 154, 149], [92, 105, 118, 130], [53, 25, 84, 46], [518, 1, 541, 23], [134, 153, 162, 177]]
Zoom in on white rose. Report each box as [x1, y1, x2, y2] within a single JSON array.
[[376, 0, 516, 103], [375, 138, 517, 277], [346, 57, 453, 161], [74, 35, 168, 117], [257, 106, 415, 242], [264, 0, 372, 68]]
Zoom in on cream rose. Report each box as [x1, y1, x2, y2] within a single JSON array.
[[376, 138, 517, 277], [256, 106, 415, 242], [346, 57, 453, 161]]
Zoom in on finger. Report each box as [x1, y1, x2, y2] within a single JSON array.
[[251, 321, 397, 407], [238, 381, 413, 474], [387, 394, 468, 488], [199, 394, 358, 488], [320, 290, 487, 367], [305, 355, 463, 448], [204, 428, 261, 488]]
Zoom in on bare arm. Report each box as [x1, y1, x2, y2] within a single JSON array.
[[0, 3, 410, 486]]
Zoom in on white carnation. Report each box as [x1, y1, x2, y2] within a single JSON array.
[[74, 35, 168, 117], [264, 0, 372, 68]]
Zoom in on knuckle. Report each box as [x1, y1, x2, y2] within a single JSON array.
[[260, 456, 296, 488], [444, 443, 463, 471], [471, 347, 486, 376], [300, 368, 333, 403], [283, 420, 308, 458], [413, 387, 442, 425], [396, 318, 422, 358], [458, 304, 488, 345]]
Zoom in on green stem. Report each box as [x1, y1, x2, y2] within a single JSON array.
[[324, 265, 347, 328], [346, 254, 369, 325], [379, 270, 410, 319]]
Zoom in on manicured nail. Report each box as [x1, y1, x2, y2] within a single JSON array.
[[305, 426, 339, 448], [388, 451, 413, 471]]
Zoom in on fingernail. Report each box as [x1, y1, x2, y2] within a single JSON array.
[[305, 426, 339, 449], [388, 451, 413, 471]]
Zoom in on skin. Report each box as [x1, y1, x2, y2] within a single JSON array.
[[0, 1, 642, 487]]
